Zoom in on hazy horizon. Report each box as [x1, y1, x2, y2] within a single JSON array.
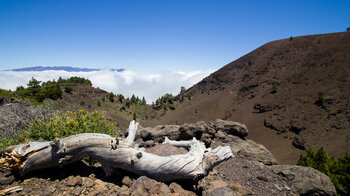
[[1, 0, 349, 101], [0, 68, 215, 103]]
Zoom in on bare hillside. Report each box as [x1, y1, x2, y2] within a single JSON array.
[[146, 32, 350, 164]]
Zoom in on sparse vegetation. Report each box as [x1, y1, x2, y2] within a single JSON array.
[[271, 83, 279, 93], [297, 147, 350, 195], [57, 76, 92, 85], [108, 92, 115, 102], [317, 90, 326, 106], [0, 76, 93, 103], [118, 94, 124, 103], [180, 86, 186, 93], [0, 110, 117, 150], [129, 94, 146, 105], [347, 27, 350, 32], [289, 36, 293, 41], [64, 85, 73, 93], [97, 100, 101, 107], [125, 100, 131, 108], [155, 93, 174, 105]]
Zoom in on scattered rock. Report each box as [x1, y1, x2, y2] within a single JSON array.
[[228, 181, 253, 195], [201, 179, 228, 194], [122, 176, 135, 188], [146, 143, 187, 156], [139, 129, 153, 141], [264, 114, 290, 134], [253, 103, 280, 113], [72, 186, 83, 195], [142, 139, 155, 147], [130, 176, 172, 195], [257, 175, 269, 182], [289, 120, 306, 134], [205, 187, 236, 196], [169, 182, 195, 196], [83, 177, 95, 188], [65, 176, 83, 187], [292, 136, 306, 150], [117, 185, 130, 196], [0, 169, 15, 185]]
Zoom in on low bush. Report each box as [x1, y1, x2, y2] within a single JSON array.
[[0, 110, 117, 150], [64, 85, 73, 93], [108, 92, 115, 102], [317, 90, 326, 106], [271, 83, 278, 93]]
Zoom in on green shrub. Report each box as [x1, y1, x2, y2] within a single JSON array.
[[125, 101, 131, 108], [57, 76, 92, 85], [289, 36, 293, 41], [118, 94, 124, 103], [271, 83, 278, 93], [180, 86, 186, 93], [97, 100, 101, 107], [141, 97, 146, 105], [108, 92, 115, 102], [0, 110, 117, 150], [297, 148, 350, 195], [155, 93, 174, 105], [2, 77, 62, 103], [317, 90, 326, 106]]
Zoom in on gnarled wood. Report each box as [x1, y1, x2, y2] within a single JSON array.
[[0, 121, 233, 181]]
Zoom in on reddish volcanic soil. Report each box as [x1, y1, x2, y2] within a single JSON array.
[[144, 32, 350, 164]]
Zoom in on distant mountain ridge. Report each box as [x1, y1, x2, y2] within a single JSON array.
[[6, 66, 125, 72]]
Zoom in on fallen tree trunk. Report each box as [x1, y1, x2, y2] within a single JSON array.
[[0, 121, 233, 181]]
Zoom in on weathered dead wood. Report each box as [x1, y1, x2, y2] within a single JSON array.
[[0, 121, 233, 181]]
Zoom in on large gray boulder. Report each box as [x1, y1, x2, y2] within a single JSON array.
[[270, 165, 337, 196], [210, 119, 248, 139]]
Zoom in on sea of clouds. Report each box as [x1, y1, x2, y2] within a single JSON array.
[[0, 69, 214, 103]]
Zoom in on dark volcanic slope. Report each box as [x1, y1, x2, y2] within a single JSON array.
[[150, 32, 350, 164]]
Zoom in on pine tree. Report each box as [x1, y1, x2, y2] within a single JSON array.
[[141, 97, 146, 105]]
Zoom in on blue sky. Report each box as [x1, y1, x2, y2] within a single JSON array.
[[0, 0, 349, 72]]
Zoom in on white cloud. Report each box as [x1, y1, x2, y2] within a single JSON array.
[[0, 69, 215, 103]]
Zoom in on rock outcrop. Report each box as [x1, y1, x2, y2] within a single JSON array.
[[135, 119, 336, 195], [0, 119, 336, 195]]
